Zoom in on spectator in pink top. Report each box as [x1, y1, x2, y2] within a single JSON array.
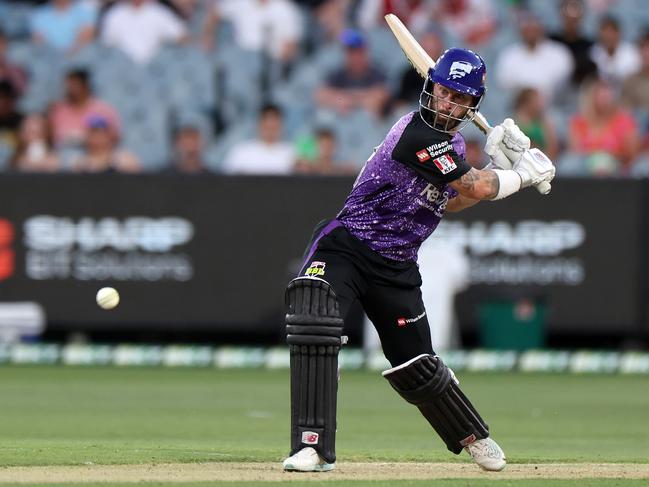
[[568, 76, 639, 173], [48, 69, 121, 148]]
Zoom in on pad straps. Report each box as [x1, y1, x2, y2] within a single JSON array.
[[383, 354, 489, 454]]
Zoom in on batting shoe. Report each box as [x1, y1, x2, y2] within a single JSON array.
[[465, 437, 506, 471], [282, 447, 335, 472]]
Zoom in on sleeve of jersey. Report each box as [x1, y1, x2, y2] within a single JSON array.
[[391, 128, 472, 185]]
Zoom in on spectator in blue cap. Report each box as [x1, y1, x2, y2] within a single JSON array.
[[315, 28, 390, 118], [71, 115, 141, 173]]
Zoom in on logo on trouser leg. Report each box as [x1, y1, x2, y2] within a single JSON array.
[[305, 261, 326, 277], [460, 434, 477, 447], [396, 311, 426, 327], [302, 431, 319, 445]]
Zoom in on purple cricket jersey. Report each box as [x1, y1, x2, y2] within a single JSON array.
[[336, 111, 470, 262]]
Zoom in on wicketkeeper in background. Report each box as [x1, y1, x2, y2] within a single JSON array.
[[283, 48, 555, 473]]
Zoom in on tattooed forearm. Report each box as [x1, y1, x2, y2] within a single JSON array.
[[482, 169, 500, 198], [453, 168, 499, 199], [456, 169, 480, 191]]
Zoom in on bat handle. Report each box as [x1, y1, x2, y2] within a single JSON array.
[[536, 180, 551, 194]]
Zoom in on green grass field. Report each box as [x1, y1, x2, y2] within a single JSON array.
[[0, 366, 648, 486]]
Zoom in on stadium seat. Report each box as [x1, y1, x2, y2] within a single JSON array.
[[0, 1, 32, 39], [121, 105, 171, 170]]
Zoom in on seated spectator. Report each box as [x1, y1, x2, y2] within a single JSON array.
[[432, 0, 496, 48], [315, 29, 390, 119], [202, 0, 302, 67], [513, 87, 559, 161], [356, 0, 433, 34], [101, 0, 187, 64], [590, 16, 641, 87], [71, 115, 141, 173], [494, 11, 573, 104], [549, 0, 598, 86], [29, 0, 96, 54], [393, 25, 443, 113], [302, 0, 348, 54], [294, 127, 355, 175], [568, 77, 639, 173], [48, 69, 121, 148], [9, 113, 60, 172], [0, 81, 24, 164], [621, 31, 649, 110], [222, 103, 296, 175], [168, 121, 209, 174], [0, 29, 28, 96]]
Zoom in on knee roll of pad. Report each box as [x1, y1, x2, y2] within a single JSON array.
[[286, 277, 343, 463], [383, 354, 489, 454]]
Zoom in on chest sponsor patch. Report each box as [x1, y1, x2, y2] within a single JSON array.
[[433, 154, 457, 174], [416, 149, 430, 162]]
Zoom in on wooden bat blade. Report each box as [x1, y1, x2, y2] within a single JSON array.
[[384, 14, 435, 78]]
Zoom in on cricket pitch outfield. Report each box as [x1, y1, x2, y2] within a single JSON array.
[[0, 366, 648, 486]]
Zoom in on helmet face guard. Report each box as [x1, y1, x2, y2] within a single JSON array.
[[419, 48, 487, 133]]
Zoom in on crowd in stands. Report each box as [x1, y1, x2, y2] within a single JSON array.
[[0, 0, 648, 177]]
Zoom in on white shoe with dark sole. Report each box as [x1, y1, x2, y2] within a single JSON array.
[[465, 437, 506, 471]]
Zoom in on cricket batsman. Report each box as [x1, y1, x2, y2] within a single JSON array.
[[283, 48, 555, 473]]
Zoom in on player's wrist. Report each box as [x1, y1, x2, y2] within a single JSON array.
[[491, 169, 522, 200], [514, 168, 532, 188]]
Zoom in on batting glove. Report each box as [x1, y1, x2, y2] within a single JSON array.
[[513, 148, 556, 188], [483, 124, 513, 169], [501, 118, 530, 162]]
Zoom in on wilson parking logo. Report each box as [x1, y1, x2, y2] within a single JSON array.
[[416, 149, 430, 162], [0, 218, 15, 281]]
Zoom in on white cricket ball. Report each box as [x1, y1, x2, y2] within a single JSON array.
[[96, 287, 120, 310]]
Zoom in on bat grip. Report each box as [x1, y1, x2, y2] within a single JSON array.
[[536, 180, 551, 195]]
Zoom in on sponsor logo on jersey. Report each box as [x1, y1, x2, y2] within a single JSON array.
[[396, 311, 426, 327], [433, 154, 457, 174], [305, 261, 326, 277], [416, 149, 430, 162], [302, 431, 319, 444], [418, 142, 452, 164], [0, 218, 15, 281], [449, 60, 473, 79]]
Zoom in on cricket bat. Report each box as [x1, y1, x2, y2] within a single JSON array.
[[385, 13, 551, 195]]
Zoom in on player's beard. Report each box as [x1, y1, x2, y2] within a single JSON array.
[[433, 98, 469, 129]]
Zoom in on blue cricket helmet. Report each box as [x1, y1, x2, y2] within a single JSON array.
[[420, 48, 487, 133], [430, 48, 486, 97]]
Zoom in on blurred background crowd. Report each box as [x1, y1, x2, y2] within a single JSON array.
[[0, 0, 648, 177]]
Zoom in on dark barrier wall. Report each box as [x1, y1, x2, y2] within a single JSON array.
[[443, 179, 645, 336], [0, 174, 350, 334], [0, 174, 646, 339]]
